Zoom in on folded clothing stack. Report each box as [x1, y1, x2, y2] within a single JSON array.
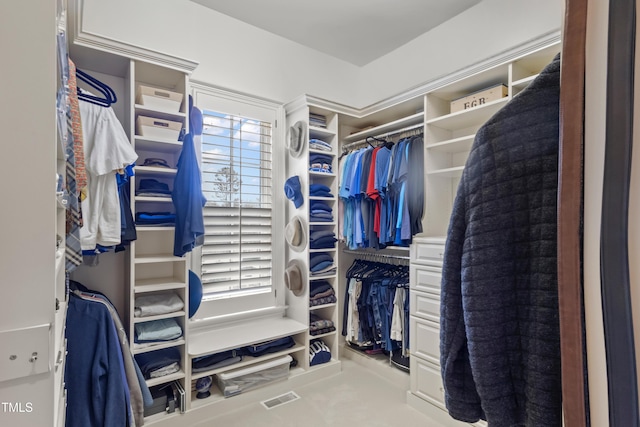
[[241, 335, 295, 357], [309, 313, 335, 336], [309, 153, 333, 173], [134, 318, 183, 343], [309, 280, 337, 307], [136, 178, 172, 197], [309, 201, 333, 223], [309, 339, 331, 366], [309, 138, 331, 152], [135, 347, 181, 379], [192, 349, 243, 373], [191, 335, 296, 374], [309, 113, 327, 128], [134, 292, 184, 317], [135, 211, 176, 226], [309, 184, 334, 198], [309, 253, 336, 276], [142, 157, 172, 168], [309, 229, 337, 249]]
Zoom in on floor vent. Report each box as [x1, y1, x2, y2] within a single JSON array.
[[260, 391, 300, 410]]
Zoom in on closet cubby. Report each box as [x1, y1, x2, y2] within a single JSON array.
[[123, 58, 190, 424], [284, 100, 342, 373], [423, 42, 561, 238]]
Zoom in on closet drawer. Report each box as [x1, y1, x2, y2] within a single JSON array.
[[410, 318, 440, 365], [410, 357, 446, 410], [411, 242, 445, 267], [410, 265, 441, 295], [410, 292, 440, 323]]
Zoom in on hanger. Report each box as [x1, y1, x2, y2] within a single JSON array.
[[76, 68, 117, 107]]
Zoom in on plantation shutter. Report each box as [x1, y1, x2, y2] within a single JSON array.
[[200, 111, 272, 295]]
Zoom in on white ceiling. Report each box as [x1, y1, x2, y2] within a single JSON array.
[[190, 0, 483, 66]]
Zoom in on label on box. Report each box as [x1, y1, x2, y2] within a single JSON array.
[[450, 84, 508, 113]]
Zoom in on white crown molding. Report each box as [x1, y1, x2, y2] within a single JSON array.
[[69, 0, 198, 74], [190, 80, 282, 111], [290, 30, 561, 119]]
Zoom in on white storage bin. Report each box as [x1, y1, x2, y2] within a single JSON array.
[[136, 116, 182, 141], [136, 85, 183, 113], [217, 355, 292, 397]]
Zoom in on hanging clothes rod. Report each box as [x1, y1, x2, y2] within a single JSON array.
[[343, 249, 410, 262], [342, 123, 424, 151]]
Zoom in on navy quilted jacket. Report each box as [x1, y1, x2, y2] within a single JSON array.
[[440, 54, 562, 427]]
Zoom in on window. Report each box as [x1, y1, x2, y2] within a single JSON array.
[[200, 111, 273, 295], [190, 85, 283, 317]]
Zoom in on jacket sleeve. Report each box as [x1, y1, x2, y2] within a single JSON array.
[[439, 172, 483, 423]]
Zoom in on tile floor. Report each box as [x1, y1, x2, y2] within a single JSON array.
[[192, 353, 449, 427]]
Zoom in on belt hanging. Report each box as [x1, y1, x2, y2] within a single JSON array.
[[557, 0, 589, 425]]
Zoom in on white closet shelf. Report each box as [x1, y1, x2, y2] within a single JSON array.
[[188, 316, 308, 358], [133, 339, 186, 355], [343, 112, 423, 143], [309, 171, 336, 178], [512, 74, 539, 90], [136, 226, 175, 232], [309, 222, 337, 226], [134, 104, 186, 121], [309, 196, 336, 201], [427, 166, 465, 178], [135, 196, 173, 203], [135, 165, 177, 176], [134, 136, 183, 154], [134, 254, 185, 264], [309, 248, 337, 253], [309, 148, 336, 155], [309, 330, 337, 340], [134, 278, 186, 293], [426, 97, 509, 131], [190, 343, 306, 381], [426, 134, 475, 153], [309, 125, 336, 138], [307, 358, 341, 371], [145, 369, 185, 388], [133, 311, 186, 324], [309, 303, 337, 311], [309, 273, 337, 280]]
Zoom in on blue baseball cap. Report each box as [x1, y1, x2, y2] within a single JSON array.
[[284, 175, 304, 208]]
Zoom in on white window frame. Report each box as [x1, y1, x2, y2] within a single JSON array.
[[190, 82, 286, 322]]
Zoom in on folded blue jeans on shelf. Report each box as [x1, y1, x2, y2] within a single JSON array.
[[310, 280, 333, 297], [310, 253, 333, 269], [309, 229, 336, 241]]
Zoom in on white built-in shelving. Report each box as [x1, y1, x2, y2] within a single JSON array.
[[284, 100, 342, 374]]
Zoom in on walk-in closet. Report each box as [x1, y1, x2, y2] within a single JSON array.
[[1, 0, 635, 426]]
